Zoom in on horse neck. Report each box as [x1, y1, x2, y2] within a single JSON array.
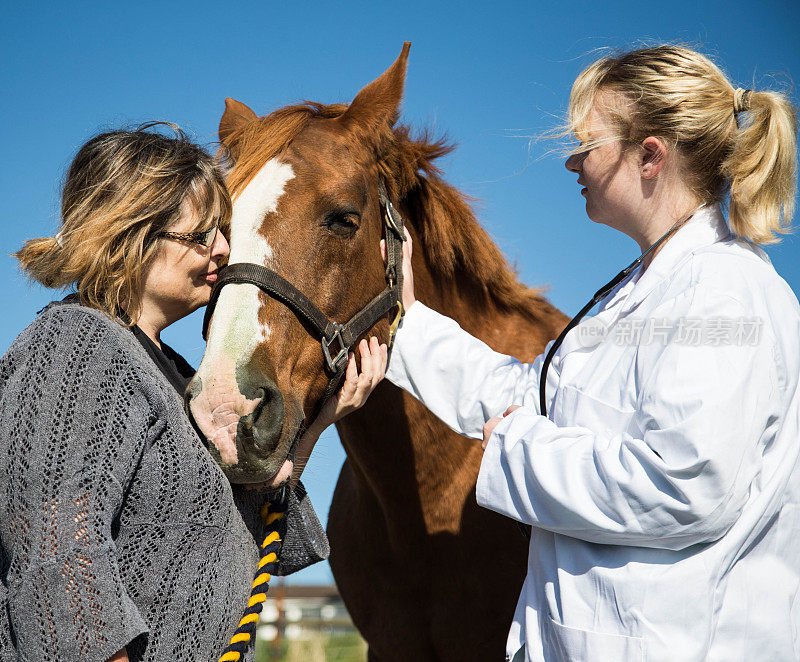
[[335, 258, 561, 535]]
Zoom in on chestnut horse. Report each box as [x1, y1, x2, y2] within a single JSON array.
[[189, 44, 567, 661]]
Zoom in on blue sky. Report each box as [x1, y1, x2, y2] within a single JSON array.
[[2, 1, 798, 584]]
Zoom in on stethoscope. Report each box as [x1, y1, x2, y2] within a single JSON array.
[[537, 205, 706, 417]]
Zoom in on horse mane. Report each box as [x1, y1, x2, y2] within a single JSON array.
[[222, 102, 556, 322]]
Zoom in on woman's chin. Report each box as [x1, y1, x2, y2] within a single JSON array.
[[186, 281, 214, 309], [193, 275, 215, 290]]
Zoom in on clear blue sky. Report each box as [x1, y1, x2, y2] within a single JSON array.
[[2, 1, 798, 584]]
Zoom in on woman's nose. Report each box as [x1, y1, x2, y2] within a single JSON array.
[[565, 152, 583, 173], [212, 229, 230, 260]]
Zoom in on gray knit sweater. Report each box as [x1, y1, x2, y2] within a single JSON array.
[[0, 302, 329, 661]]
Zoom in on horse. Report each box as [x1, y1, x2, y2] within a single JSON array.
[[188, 43, 568, 661]]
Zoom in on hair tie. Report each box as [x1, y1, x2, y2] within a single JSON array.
[[733, 87, 753, 114], [54, 231, 65, 248]]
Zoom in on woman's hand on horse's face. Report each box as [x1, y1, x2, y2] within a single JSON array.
[[380, 227, 416, 311], [291, 337, 387, 488], [322, 336, 388, 427], [481, 405, 522, 450]]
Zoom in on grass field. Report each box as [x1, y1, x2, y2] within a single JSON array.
[[255, 631, 367, 662]]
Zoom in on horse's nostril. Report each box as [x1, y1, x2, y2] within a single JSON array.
[[237, 387, 264, 435], [237, 382, 284, 451], [245, 386, 267, 420]]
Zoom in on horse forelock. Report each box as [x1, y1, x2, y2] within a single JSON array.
[[222, 101, 554, 323], [222, 102, 348, 199]]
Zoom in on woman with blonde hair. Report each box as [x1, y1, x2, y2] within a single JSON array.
[[0, 123, 379, 661], [358, 45, 799, 660]]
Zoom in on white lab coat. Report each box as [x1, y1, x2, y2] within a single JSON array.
[[385, 205, 800, 661]]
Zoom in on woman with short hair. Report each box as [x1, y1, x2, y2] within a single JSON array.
[[0, 123, 378, 662], [365, 46, 800, 660]]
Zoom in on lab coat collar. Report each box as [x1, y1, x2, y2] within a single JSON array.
[[557, 205, 732, 358], [618, 204, 732, 316]]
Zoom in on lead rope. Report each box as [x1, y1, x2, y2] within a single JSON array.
[[218, 499, 287, 662]]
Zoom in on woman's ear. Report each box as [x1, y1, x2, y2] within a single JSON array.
[[640, 136, 666, 179]]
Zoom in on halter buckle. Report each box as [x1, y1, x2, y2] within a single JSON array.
[[386, 264, 397, 289], [388, 300, 404, 347], [322, 324, 349, 373]]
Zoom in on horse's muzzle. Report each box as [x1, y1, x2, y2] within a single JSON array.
[[186, 375, 297, 484]]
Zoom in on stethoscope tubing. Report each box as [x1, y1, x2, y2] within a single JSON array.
[[538, 206, 706, 417]]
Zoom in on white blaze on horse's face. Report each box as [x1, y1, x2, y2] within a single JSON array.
[[190, 158, 295, 468]]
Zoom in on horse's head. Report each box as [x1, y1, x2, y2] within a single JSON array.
[[187, 43, 412, 485]]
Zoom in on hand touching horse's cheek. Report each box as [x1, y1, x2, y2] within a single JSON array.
[[291, 336, 387, 487]]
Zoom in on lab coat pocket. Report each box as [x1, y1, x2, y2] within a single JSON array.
[[546, 615, 644, 662], [557, 384, 637, 438]]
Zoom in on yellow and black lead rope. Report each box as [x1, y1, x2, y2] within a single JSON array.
[[218, 499, 287, 662]]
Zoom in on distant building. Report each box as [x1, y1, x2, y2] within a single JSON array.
[[257, 583, 356, 642]]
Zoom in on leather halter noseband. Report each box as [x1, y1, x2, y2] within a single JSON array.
[[201, 179, 406, 433]]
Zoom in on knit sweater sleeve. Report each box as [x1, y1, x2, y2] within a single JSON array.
[[231, 481, 330, 576], [0, 308, 160, 661]]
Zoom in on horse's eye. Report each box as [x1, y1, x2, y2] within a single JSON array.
[[323, 211, 360, 235]]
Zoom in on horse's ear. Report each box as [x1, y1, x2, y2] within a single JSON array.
[[340, 42, 411, 136], [219, 98, 257, 145]]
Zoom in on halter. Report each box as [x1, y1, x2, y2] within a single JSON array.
[[202, 178, 406, 435]]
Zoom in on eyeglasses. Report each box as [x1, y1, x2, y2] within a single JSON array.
[[157, 224, 218, 248]]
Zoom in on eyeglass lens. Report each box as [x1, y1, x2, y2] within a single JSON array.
[[202, 225, 218, 247]]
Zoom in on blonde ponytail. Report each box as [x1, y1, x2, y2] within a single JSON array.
[[724, 90, 798, 244]]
